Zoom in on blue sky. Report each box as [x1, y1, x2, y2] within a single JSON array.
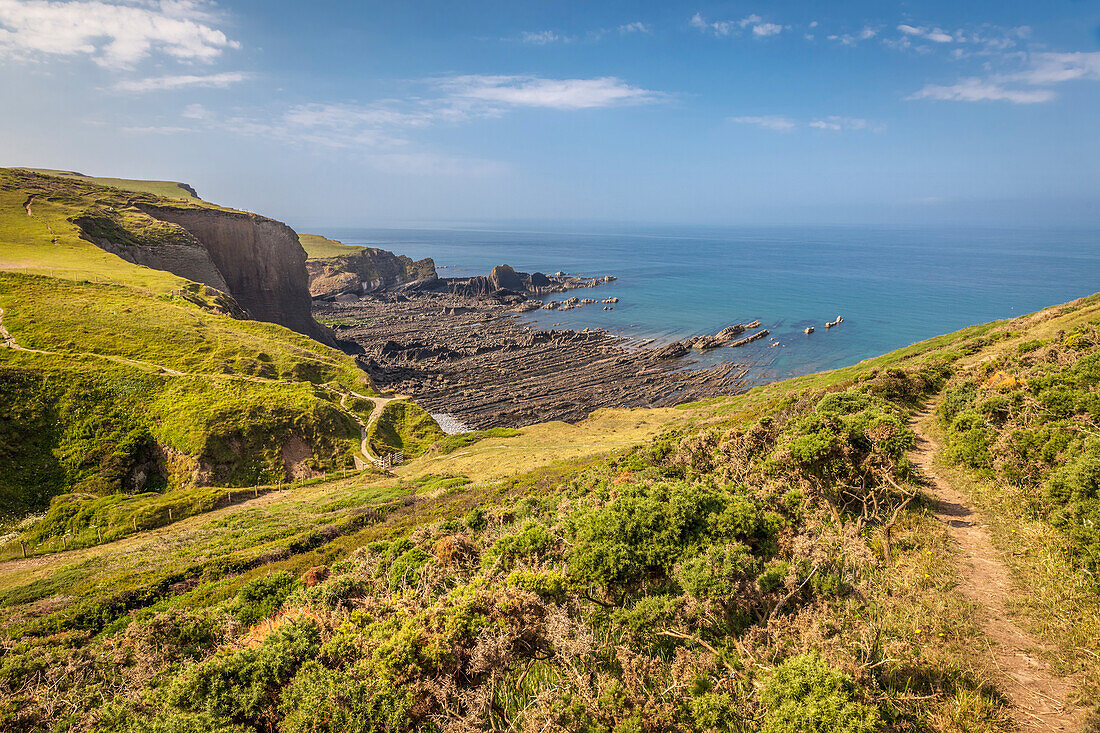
[[1, 0, 1098, 227]]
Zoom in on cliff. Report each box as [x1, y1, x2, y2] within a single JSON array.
[[305, 236, 437, 299], [13, 168, 335, 345], [136, 204, 332, 344]]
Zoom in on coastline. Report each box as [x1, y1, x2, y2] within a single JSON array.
[[316, 280, 750, 429]]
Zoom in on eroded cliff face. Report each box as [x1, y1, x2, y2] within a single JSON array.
[[307, 248, 437, 299], [136, 204, 334, 345]]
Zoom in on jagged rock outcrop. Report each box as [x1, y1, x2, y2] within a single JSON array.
[[307, 247, 437, 299], [659, 320, 767, 357], [133, 204, 333, 345], [444, 265, 615, 298]]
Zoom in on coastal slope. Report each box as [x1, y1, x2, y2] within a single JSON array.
[[1, 285, 1097, 732], [0, 168, 391, 516]]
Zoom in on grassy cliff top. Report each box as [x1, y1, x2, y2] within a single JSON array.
[[299, 233, 365, 260], [13, 168, 202, 201]]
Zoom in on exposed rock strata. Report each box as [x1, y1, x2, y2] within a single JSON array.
[[307, 247, 437, 299], [318, 290, 747, 429], [440, 265, 616, 299], [134, 204, 333, 345]]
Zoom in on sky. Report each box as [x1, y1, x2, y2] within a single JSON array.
[[0, 0, 1098, 228]]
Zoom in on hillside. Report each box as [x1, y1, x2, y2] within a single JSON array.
[[1, 283, 1097, 731], [0, 169, 402, 522]]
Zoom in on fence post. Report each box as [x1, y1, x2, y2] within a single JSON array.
[[97, 527, 102, 543], [168, 507, 173, 522], [20, 541, 26, 558]]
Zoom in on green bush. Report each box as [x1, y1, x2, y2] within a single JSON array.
[[171, 619, 321, 728], [279, 660, 413, 733], [944, 411, 993, 470], [232, 571, 297, 627], [567, 481, 778, 601], [484, 521, 557, 569], [1044, 441, 1100, 572], [761, 653, 880, 733]]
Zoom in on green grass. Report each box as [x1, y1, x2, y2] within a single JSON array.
[[0, 169, 381, 518], [13, 168, 201, 200], [298, 233, 364, 260], [366, 400, 446, 457]]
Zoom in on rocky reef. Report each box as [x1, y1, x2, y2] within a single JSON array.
[[441, 264, 615, 298], [655, 321, 769, 359], [319, 287, 744, 429]]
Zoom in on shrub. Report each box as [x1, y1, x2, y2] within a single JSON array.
[[484, 521, 557, 569], [944, 411, 993, 470], [761, 653, 880, 733], [567, 481, 776, 601], [233, 571, 297, 627], [171, 619, 321, 728], [1044, 441, 1100, 572], [278, 660, 413, 733]]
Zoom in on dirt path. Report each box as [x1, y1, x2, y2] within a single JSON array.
[[0, 307, 49, 354], [326, 388, 408, 468], [23, 194, 58, 245], [911, 407, 1084, 732]]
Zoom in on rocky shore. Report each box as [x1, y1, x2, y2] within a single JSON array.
[[316, 267, 750, 428]]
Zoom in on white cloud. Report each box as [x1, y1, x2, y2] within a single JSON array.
[[896, 24, 955, 44], [690, 12, 784, 39], [808, 116, 881, 132], [0, 0, 238, 68], [1012, 51, 1100, 85], [907, 51, 1100, 104], [752, 23, 783, 37], [520, 30, 560, 45], [618, 21, 649, 35], [122, 124, 195, 134], [163, 74, 664, 160], [438, 75, 663, 110], [906, 78, 1055, 104], [732, 114, 882, 132], [829, 26, 879, 46], [113, 70, 249, 92], [729, 115, 796, 131], [182, 102, 207, 119]]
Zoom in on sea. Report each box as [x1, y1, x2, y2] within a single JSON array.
[[317, 224, 1100, 385]]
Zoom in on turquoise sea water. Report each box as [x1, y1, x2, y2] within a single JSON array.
[[318, 225, 1100, 384]]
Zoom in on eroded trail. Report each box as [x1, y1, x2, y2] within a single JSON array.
[[911, 406, 1083, 732]]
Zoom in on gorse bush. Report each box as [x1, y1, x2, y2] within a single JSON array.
[[232, 572, 298, 627], [170, 619, 321, 728], [566, 480, 784, 602], [761, 653, 880, 733], [1044, 439, 1100, 571], [938, 319, 1100, 573]]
